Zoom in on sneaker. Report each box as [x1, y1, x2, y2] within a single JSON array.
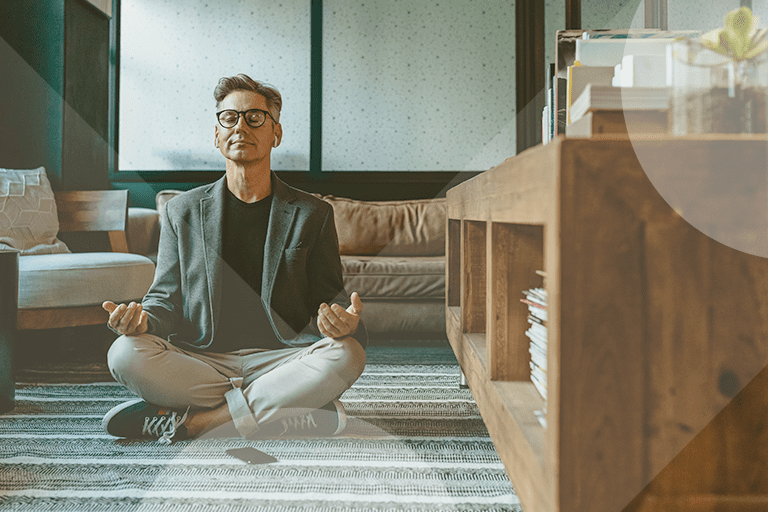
[[258, 399, 347, 438], [102, 399, 190, 445]]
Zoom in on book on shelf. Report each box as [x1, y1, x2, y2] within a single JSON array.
[[529, 349, 547, 371], [543, 63, 556, 145], [522, 283, 547, 401], [566, 65, 615, 124], [530, 363, 547, 385], [531, 374, 547, 401], [529, 331, 544, 344], [568, 83, 669, 124], [565, 109, 669, 137]]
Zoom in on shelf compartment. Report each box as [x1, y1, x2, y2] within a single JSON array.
[[488, 222, 544, 382], [447, 219, 461, 307]]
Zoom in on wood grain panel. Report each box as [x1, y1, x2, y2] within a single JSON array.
[[55, 190, 128, 233], [559, 142, 646, 512], [709, 246, 768, 494], [462, 221, 486, 333], [18, 305, 107, 330], [447, 219, 461, 307], [643, 219, 717, 494], [446, 142, 557, 225]]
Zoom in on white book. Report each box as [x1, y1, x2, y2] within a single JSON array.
[[527, 332, 547, 350], [569, 83, 669, 124], [530, 340, 547, 354], [529, 351, 547, 371], [529, 308, 547, 323], [531, 375, 547, 400]]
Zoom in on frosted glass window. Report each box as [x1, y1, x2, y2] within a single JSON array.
[[119, 0, 310, 171], [322, 0, 516, 171]]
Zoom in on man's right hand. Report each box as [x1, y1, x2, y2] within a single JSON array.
[[102, 301, 148, 336]]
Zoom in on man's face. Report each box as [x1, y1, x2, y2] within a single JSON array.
[[214, 90, 282, 166]]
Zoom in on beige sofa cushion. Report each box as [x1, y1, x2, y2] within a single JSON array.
[[320, 196, 446, 256], [158, 189, 446, 257], [19, 252, 155, 309], [341, 255, 445, 299]]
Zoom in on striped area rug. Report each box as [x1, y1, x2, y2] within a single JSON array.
[[0, 359, 522, 511]]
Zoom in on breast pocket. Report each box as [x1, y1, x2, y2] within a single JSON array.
[[283, 246, 309, 272], [280, 246, 310, 303]]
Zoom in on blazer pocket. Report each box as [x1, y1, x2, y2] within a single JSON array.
[[281, 247, 310, 295], [283, 246, 309, 270]]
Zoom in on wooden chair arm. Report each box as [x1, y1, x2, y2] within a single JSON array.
[[54, 190, 129, 253]]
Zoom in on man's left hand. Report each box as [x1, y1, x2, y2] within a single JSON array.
[[317, 292, 364, 339]]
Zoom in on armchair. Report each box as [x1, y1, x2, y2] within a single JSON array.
[[16, 190, 156, 330]]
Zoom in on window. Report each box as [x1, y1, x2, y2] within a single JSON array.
[[118, 1, 515, 173]]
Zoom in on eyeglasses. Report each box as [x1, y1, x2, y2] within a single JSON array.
[[216, 108, 276, 129]]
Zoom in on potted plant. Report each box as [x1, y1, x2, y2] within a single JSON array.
[[669, 7, 768, 135]]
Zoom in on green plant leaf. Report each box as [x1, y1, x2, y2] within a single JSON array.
[[745, 39, 768, 59], [725, 7, 754, 37], [700, 7, 767, 61]]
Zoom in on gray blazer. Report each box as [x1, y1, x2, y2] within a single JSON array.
[[142, 173, 367, 350]]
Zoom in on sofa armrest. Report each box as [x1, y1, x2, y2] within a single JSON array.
[[127, 207, 160, 260]]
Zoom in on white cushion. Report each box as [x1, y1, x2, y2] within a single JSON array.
[[0, 167, 69, 255], [19, 252, 155, 309]]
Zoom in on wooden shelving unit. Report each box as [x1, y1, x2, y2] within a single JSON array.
[[446, 136, 768, 512]]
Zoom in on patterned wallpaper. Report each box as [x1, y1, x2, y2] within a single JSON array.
[[668, 0, 743, 31], [322, 0, 516, 171], [581, 0, 644, 30], [119, 0, 311, 171]]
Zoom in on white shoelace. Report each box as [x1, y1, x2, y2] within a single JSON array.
[[279, 412, 317, 435], [142, 407, 190, 445]]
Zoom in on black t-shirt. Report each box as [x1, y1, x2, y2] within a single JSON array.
[[210, 187, 284, 352]]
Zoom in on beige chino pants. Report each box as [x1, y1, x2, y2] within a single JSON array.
[[106, 333, 366, 437]]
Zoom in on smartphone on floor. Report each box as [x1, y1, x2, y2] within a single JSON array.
[[226, 447, 278, 464]]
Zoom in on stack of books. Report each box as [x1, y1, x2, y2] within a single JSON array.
[[521, 285, 547, 402], [568, 84, 669, 124]]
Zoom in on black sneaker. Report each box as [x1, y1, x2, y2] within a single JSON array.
[[102, 399, 190, 445], [257, 400, 347, 438]]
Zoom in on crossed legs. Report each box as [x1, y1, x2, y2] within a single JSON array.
[[106, 333, 366, 438]]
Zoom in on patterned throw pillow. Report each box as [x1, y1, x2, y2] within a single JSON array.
[[0, 167, 70, 255]]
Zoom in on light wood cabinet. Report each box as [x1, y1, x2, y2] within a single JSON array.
[[446, 136, 768, 512]]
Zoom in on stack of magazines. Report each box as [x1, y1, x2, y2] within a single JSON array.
[[521, 286, 547, 401]]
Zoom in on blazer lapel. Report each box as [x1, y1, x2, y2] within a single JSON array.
[[263, 173, 298, 305], [201, 177, 226, 330]]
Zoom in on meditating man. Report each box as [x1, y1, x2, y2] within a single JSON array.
[[100, 74, 367, 444]]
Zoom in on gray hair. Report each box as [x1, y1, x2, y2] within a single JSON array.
[[214, 74, 282, 122]]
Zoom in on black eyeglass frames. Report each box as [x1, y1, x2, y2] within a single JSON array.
[[216, 108, 276, 129]]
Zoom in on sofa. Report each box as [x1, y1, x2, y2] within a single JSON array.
[[154, 190, 447, 335], [16, 192, 157, 330]]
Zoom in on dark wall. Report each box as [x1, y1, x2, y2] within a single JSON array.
[[0, 0, 65, 188], [113, 171, 483, 209], [62, 0, 111, 190], [0, 0, 110, 191]]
